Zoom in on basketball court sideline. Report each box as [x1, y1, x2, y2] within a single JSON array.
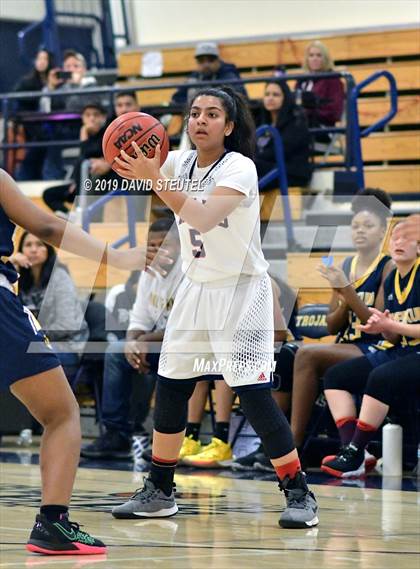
[[0, 451, 418, 569]]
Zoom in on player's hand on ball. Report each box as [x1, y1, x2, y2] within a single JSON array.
[[114, 141, 162, 183]]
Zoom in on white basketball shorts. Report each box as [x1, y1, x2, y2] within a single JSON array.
[[158, 272, 274, 388]]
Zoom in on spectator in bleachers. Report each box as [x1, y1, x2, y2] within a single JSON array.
[[171, 42, 247, 106], [114, 90, 140, 117], [255, 80, 312, 190], [296, 40, 344, 129], [10, 231, 88, 385], [81, 219, 182, 460], [41, 50, 97, 113], [105, 270, 141, 340], [42, 101, 108, 217], [13, 49, 65, 181], [290, 189, 394, 449], [14, 48, 55, 112]]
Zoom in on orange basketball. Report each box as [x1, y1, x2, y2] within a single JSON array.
[[102, 112, 169, 173]]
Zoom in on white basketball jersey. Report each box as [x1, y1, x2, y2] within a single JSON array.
[[160, 150, 268, 283], [128, 260, 182, 332]]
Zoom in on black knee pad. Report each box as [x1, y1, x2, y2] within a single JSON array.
[[365, 366, 393, 406], [153, 378, 196, 434], [238, 388, 295, 459]]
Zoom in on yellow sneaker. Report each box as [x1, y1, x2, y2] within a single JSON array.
[[182, 437, 233, 468], [179, 435, 202, 461]]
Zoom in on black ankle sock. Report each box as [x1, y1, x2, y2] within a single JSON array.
[[40, 505, 69, 522], [150, 456, 177, 496], [185, 422, 201, 441], [215, 422, 230, 444]]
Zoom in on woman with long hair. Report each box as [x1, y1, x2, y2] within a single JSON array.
[[112, 86, 319, 529], [11, 231, 88, 383], [297, 40, 344, 129], [256, 79, 312, 189]]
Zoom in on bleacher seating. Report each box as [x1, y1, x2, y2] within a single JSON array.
[[14, 27, 418, 303], [116, 27, 419, 200]]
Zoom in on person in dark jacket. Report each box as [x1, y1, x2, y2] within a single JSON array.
[[13, 49, 61, 180], [296, 40, 344, 128], [42, 101, 108, 216], [171, 42, 247, 106], [14, 49, 55, 112], [255, 80, 312, 190]]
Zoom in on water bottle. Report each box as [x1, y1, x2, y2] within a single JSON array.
[[295, 88, 302, 106], [382, 423, 402, 476], [17, 428, 33, 447]]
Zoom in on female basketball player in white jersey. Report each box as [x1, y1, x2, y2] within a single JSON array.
[[113, 86, 319, 528], [0, 169, 167, 554]]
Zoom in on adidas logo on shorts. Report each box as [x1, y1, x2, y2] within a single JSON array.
[[257, 372, 267, 381]]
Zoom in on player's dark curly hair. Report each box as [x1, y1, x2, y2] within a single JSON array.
[[188, 86, 256, 159], [351, 188, 392, 227]]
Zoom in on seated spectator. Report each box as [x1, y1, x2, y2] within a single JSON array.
[[10, 231, 88, 385], [13, 49, 65, 181], [41, 49, 97, 114], [42, 101, 108, 217], [81, 218, 181, 460], [255, 80, 312, 190], [171, 42, 247, 107], [14, 48, 54, 112], [105, 270, 141, 339], [113, 90, 140, 117], [296, 40, 344, 129], [321, 222, 419, 478], [290, 189, 394, 449]]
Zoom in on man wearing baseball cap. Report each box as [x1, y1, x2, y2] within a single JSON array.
[[172, 41, 247, 106]]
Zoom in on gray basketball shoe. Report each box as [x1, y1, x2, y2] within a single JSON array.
[[112, 477, 178, 519], [279, 471, 319, 529]]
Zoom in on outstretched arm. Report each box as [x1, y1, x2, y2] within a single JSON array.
[[0, 169, 166, 272]]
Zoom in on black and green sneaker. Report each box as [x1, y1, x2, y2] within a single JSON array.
[[26, 513, 106, 555]]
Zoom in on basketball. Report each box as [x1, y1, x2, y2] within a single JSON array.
[[102, 111, 169, 172]]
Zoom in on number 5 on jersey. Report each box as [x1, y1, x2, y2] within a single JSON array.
[[189, 229, 206, 258]]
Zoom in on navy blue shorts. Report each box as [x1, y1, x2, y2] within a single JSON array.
[[366, 344, 418, 368], [340, 341, 378, 356], [0, 287, 60, 390]]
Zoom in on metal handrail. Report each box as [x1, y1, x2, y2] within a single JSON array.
[[349, 70, 398, 188], [256, 125, 295, 249], [1, 71, 355, 174], [78, 158, 137, 249]]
